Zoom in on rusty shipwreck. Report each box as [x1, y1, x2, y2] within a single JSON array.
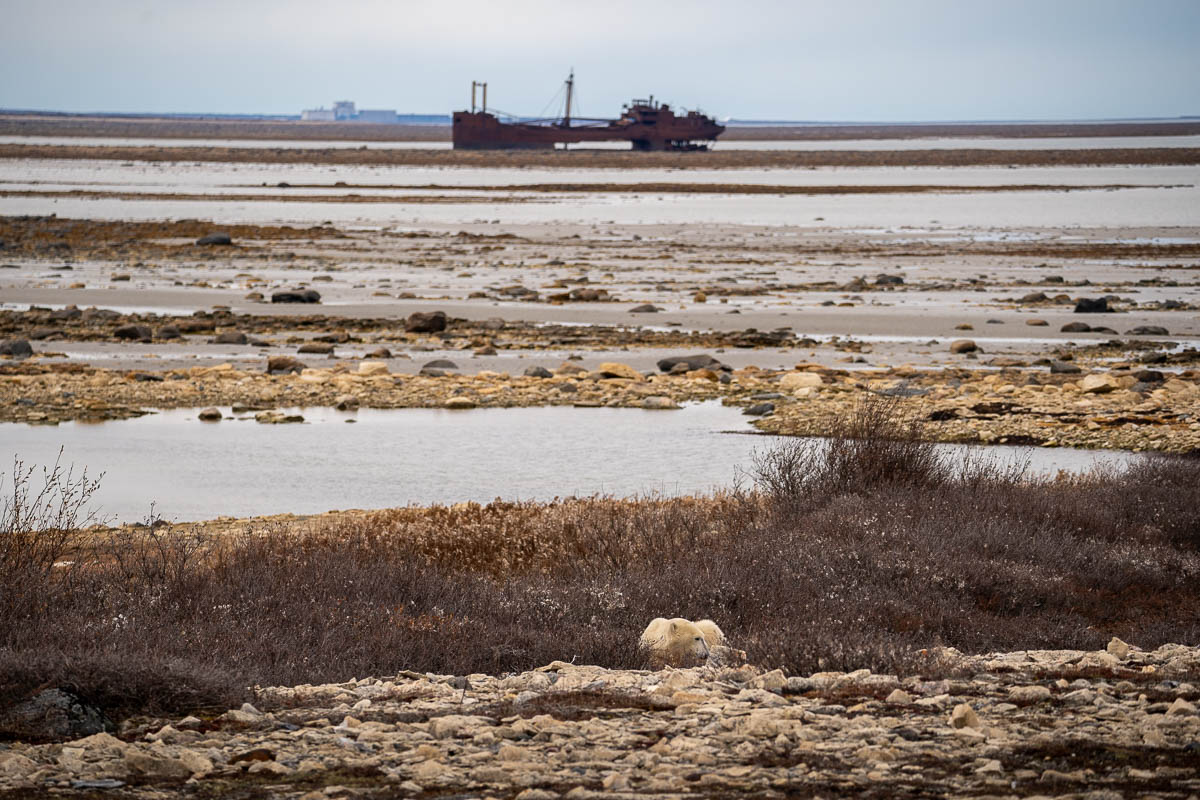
[[452, 72, 724, 151]]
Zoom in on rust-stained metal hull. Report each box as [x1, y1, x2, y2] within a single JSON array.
[[452, 103, 724, 151]]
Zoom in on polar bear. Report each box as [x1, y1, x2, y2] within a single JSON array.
[[639, 617, 726, 668]]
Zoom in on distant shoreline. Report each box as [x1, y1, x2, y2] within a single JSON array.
[[1, 113, 1199, 142]]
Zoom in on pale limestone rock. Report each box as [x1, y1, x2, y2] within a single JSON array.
[[750, 669, 787, 692], [124, 750, 192, 779], [950, 703, 981, 729], [1166, 698, 1196, 716], [1008, 685, 1052, 703], [357, 360, 389, 376], [780, 372, 823, 392], [885, 689, 913, 705], [596, 362, 645, 381], [1080, 373, 1121, 394], [1106, 637, 1132, 659]]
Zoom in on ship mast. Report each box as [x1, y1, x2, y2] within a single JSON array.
[[562, 70, 574, 129]]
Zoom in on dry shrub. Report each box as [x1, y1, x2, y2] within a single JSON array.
[[3, 401, 1199, 736]]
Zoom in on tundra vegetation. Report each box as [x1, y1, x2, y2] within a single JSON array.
[[2, 399, 1198, 737]]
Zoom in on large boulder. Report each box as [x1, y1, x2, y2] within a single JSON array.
[[405, 311, 447, 333], [271, 289, 321, 304], [949, 339, 978, 354]]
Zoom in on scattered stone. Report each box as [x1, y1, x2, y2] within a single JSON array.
[[743, 402, 774, 416], [1074, 297, 1110, 313], [1106, 637, 1132, 659], [629, 304, 661, 313], [195, 233, 232, 246], [1049, 360, 1082, 374], [405, 311, 447, 333], [198, 407, 222, 421], [1025, 318, 1048, 326], [1127, 326, 1169, 336], [210, 331, 248, 345], [595, 361, 644, 380], [657, 354, 723, 372], [886, 689, 913, 704], [444, 397, 476, 409], [423, 359, 458, 370], [1133, 369, 1164, 383], [156, 325, 181, 339], [1019, 292, 1048, 303], [523, 366, 553, 378], [266, 356, 306, 375], [1080, 373, 1121, 394], [297, 343, 335, 355], [334, 394, 359, 411], [949, 703, 980, 729], [272, 289, 321, 304], [780, 372, 823, 391], [113, 324, 152, 341], [255, 411, 304, 424], [1060, 321, 1091, 332], [949, 339, 978, 354], [642, 396, 680, 410]]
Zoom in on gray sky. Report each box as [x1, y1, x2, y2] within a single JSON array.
[[2, 0, 1198, 121]]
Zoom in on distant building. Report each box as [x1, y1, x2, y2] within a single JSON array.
[[356, 109, 398, 123], [301, 101, 398, 124]]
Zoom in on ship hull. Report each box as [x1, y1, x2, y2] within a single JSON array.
[[452, 109, 724, 151]]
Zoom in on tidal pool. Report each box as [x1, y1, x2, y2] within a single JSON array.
[[3, 403, 1139, 524]]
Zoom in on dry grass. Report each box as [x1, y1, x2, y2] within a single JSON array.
[[3, 398, 1198, 737]]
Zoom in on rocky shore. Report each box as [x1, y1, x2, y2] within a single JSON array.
[[2, 641, 1197, 798], [3, 353, 1199, 453]]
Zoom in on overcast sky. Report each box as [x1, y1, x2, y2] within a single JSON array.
[[2, 0, 1198, 121]]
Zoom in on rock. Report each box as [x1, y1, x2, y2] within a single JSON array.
[[366, 347, 392, 359], [949, 339, 978, 354], [886, 689, 913, 704], [556, 361, 588, 375], [271, 289, 321, 304], [1166, 698, 1196, 715], [595, 361, 644, 380], [629, 304, 661, 313], [1133, 369, 1164, 383], [1008, 685, 1052, 703], [423, 359, 458, 370], [298, 343, 335, 355], [523, 366, 553, 378], [1050, 360, 1082, 374], [405, 311, 447, 333], [211, 331, 248, 345], [1060, 322, 1091, 332], [334, 394, 360, 411], [693, 291, 707, 302], [1, 688, 110, 740], [255, 411, 304, 424], [1019, 292, 1048, 303], [1080, 373, 1121, 394], [1074, 297, 1110, 313], [1127, 326, 1169, 336], [445, 397, 476, 410], [780, 372, 823, 391], [949, 703, 980, 729], [874, 273, 904, 285], [743, 402, 774, 416], [114, 324, 152, 341], [357, 360, 389, 376], [195, 233, 232, 246], [156, 325, 181, 339], [642, 396, 680, 410], [657, 354, 723, 372], [0, 339, 33, 358], [198, 407, 222, 421], [266, 356, 307, 375], [125, 750, 193, 779], [1106, 637, 1132, 659], [1025, 318, 1048, 326]]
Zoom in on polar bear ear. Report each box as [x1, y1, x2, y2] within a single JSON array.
[[668, 620, 680, 634]]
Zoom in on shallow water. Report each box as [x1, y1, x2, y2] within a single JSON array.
[[3, 403, 1140, 523]]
